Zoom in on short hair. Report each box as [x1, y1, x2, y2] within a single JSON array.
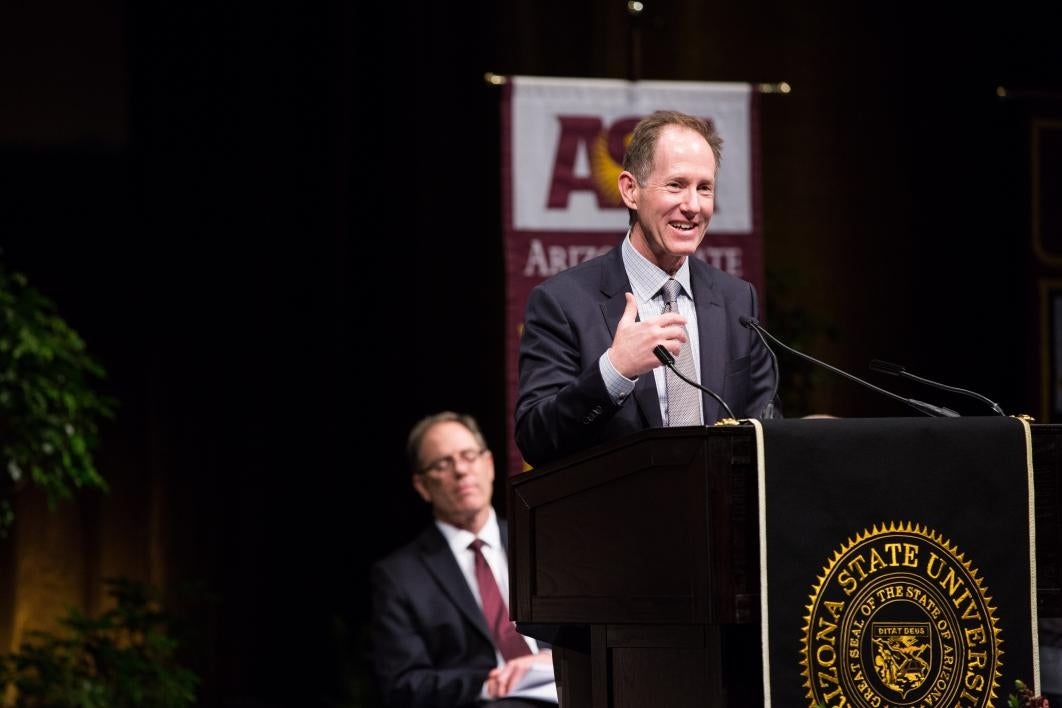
[[622, 110, 723, 186], [406, 411, 488, 474]]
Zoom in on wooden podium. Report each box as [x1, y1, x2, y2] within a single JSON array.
[[507, 423, 1062, 708]]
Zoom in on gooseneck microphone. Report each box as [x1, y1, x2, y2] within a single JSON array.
[[738, 317, 960, 418], [745, 317, 781, 419], [652, 345, 737, 420], [869, 359, 1005, 416]]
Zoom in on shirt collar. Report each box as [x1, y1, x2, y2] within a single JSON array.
[[621, 230, 693, 305], [435, 507, 501, 554]]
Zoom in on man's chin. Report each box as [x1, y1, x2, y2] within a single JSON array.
[[456, 498, 489, 514], [666, 235, 703, 253]]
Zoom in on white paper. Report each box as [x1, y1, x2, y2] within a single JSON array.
[[505, 661, 558, 703]]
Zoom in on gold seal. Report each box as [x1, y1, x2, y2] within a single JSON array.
[[801, 522, 1001, 707]]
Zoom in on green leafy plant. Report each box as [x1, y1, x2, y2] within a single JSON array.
[[0, 264, 115, 533], [0, 578, 198, 707], [1009, 679, 1050, 707]]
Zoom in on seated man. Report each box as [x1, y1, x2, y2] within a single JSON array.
[[371, 411, 557, 708]]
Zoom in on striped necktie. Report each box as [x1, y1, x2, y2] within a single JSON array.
[[661, 278, 702, 426]]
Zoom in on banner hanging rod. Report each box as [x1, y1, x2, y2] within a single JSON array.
[[483, 73, 792, 94]]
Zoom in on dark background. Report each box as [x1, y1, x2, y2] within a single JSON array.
[[2, 1, 1061, 705]]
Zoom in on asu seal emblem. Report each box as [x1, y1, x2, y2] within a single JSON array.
[[801, 522, 1001, 707]]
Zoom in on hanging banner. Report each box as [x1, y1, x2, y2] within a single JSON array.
[[500, 76, 762, 475], [754, 416, 1039, 707]]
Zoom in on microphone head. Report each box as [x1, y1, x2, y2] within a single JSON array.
[[869, 359, 906, 376], [738, 315, 758, 329], [653, 345, 675, 366]]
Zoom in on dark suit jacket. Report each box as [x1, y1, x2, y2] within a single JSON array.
[[515, 243, 775, 467], [371, 518, 526, 708]]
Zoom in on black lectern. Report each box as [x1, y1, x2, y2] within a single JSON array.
[[508, 423, 1062, 707]]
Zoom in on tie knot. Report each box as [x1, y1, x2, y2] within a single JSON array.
[[661, 279, 682, 308], [468, 538, 486, 553]]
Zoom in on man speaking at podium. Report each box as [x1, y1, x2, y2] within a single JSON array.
[[515, 110, 776, 467]]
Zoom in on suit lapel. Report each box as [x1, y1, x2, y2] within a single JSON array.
[[691, 261, 727, 420], [416, 525, 493, 645], [599, 246, 663, 428]]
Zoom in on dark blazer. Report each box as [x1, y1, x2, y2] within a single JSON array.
[[515, 243, 775, 467], [371, 518, 518, 708]]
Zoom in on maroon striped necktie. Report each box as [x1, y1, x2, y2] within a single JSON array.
[[468, 538, 532, 661]]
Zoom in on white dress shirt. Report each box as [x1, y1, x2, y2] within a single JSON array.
[[434, 507, 541, 663]]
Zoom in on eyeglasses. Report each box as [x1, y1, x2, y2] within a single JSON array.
[[420, 448, 486, 476]]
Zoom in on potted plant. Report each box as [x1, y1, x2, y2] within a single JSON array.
[[0, 264, 115, 533]]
